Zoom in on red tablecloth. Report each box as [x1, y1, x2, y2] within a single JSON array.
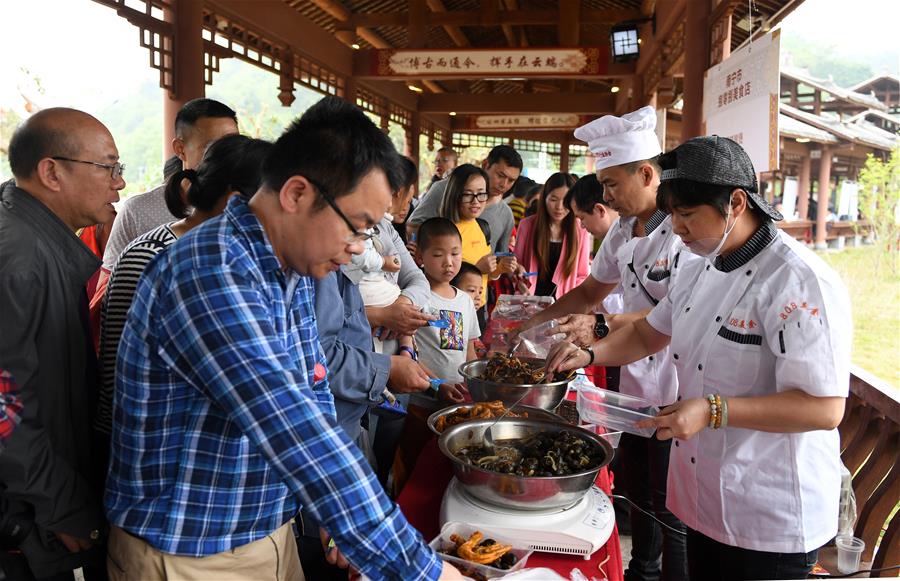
[[397, 437, 623, 581]]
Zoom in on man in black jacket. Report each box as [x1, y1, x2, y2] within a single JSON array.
[[0, 108, 124, 580]]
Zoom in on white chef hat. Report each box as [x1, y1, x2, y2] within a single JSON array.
[[573, 106, 661, 171]]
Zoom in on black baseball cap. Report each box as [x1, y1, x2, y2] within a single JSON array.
[[658, 135, 782, 221]]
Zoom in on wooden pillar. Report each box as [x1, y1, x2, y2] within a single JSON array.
[[560, 139, 570, 174], [797, 150, 811, 220], [162, 0, 205, 159], [682, 0, 711, 140], [343, 76, 358, 106], [814, 146, 832, 249], [408, 111, 421, 167]]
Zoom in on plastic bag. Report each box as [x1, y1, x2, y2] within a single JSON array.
[[514, 320, 565, 359], [838, 462, 857, 537]]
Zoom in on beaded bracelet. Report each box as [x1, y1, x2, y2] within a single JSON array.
[[706, 393, 729, 429], [707, 394, 720, 429]]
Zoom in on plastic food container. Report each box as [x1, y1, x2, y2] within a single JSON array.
[[581, 423, 624, 448], [430, 522, 533, 580], [576, 383, 660, 438], [835, 535, 865, 574]]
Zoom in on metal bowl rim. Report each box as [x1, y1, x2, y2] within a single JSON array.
[[458, 359, 575, 390], [437, 417, 614, 480], [426, 403, 565, 436]]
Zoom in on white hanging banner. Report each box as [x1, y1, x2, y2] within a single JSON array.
[[703, 29, 781, 172], [782, 177, 798, 221]]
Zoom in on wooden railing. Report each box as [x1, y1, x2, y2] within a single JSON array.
[[776, 219, 873, 247], [837, 365, 900, 577]]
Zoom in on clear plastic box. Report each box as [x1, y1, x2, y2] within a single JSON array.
[[576, 383, 660, 438], [430, 522, 533, 579], [581, 423, 624, 448]]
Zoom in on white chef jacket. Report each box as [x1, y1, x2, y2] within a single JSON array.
[[646, 224, 851, 553], [591, 211, 697, 406]]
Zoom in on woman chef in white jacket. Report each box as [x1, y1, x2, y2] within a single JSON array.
[[548, 136, 851, 581]]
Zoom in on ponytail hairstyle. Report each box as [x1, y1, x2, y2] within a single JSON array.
[[164, 134, 272, 218], [439, 163, 489, 223], [532, 172, 579, 278]]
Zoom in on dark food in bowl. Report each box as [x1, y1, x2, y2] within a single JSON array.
[[482, 353, 571, 384], [454, 430, 605, 477]]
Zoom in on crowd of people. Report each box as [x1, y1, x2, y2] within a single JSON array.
[[0, 94, 850, 581]]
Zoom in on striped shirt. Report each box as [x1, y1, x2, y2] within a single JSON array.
[[104, 197, 441, 579], [96, 224, 178, 435]]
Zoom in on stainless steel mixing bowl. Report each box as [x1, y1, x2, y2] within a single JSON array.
[[458, 358, 572, 411], [438, 418, 614, 511], [427, 403, 565, 436]]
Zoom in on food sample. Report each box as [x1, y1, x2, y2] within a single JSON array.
[[454, 430, 605, 477], [434, 401, 528, 433], [443, 531, 516, 572], [481, 353, 569, 384]]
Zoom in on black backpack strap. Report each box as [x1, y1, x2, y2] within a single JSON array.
[[476, 217, 492, 247]]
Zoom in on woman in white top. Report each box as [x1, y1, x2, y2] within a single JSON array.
[[548, 136, 851, 580]]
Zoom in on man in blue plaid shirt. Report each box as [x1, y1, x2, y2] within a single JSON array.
[[105, 97, 462, 580]]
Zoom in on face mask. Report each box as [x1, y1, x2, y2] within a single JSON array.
[[685, 196, 737, 259]]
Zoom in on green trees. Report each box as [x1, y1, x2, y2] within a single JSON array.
[[857, 147, 900, 275]]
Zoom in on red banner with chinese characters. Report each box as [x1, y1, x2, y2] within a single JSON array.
[[355, 46, 610, 79]]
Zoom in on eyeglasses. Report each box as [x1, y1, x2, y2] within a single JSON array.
[[51, 156, 125, 180], [434, 157, 455, 164], [303, 176, 375, 244], [461, 192, 489, 204]]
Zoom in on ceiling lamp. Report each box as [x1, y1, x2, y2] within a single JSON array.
[[611, 85, 620, 93], [795, 137, 810, 143], [610, 24, 640, 62], [449, 111, 457, 116], [408, 84, 424, 93]]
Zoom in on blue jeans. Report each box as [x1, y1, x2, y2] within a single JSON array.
[[619, 433, 688, 581], [686, 528, 818, 580]]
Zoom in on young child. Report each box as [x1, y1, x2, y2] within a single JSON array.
[[452, 261, 485, 311], [452, 261, 488, 357], [414, 218, 482, 406], [347, 223, 402, 309]]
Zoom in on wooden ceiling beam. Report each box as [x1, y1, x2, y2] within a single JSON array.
[[500, 0, 525, 47], [558, 0, 579, 93], [425, 0, 470, 47], [209, 0, 352, 75], [408, 0, 427, 47], [308, 0, 393, 49], [346, 8, 642, 28], [419, 92, 616, 114]]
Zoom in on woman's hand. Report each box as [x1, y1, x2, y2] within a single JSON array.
[[545, 341, 591, 374], [636, 397, 710, 441], [475, 254, 497, 275]]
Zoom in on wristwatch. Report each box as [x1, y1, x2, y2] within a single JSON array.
[[593, 313, 610, 340], [580, 346, 595, 366]]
